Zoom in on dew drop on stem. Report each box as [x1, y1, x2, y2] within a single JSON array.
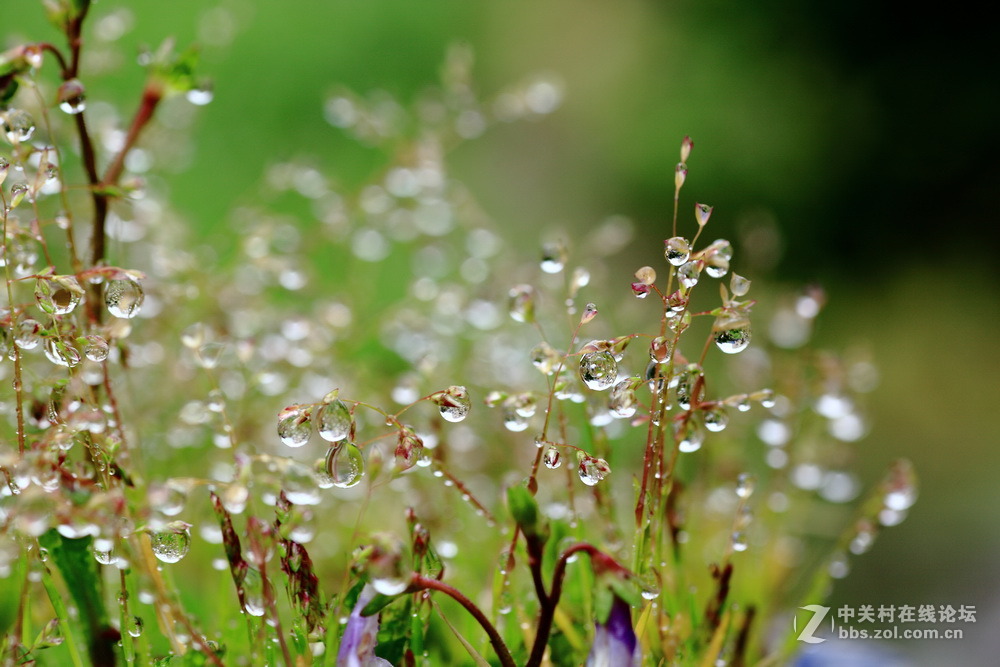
[[277, 405, 312, 448], [2, 109, 35, 144], [714, 321, 751, 354], [149, 522, 191, 564], [435, 385, 471, 423], [578, 456, 610, 486], [105, 278, 145, 319], [316, 398, 352, 442], [664, 237, 691, 267], [326, 442, 365, 489], [579, 350, 618, 391], [543, 446, 562, 469], [57, 79, 87, 115], [83, 335, 110, 362]]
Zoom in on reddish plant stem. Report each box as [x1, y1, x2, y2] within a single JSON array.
[[525, 542, 629, 667], [410, 574, 516, 667]]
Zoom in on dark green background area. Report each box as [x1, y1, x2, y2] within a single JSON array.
[[5, 2, 999, 663]]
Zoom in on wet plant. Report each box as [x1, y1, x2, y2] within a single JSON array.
[[0, 3, 915, 666]]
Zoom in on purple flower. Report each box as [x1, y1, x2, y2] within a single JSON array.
[[337, 585, 392, 667], [586, 594, 642, 667]]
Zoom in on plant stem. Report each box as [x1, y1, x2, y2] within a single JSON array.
[[410, 574, 516, 667], [526, 542, 628, 667]]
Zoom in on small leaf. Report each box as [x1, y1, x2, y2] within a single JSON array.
[[506, 484, 539, 537]]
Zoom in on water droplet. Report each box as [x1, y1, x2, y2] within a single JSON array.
[[631, 282, 651, 298], [577, 456, 610, 486], [543, 446, 562, 469], [675, 418, 705, 453], [394, 430, 423, 471], [579, 350, 618, 391], [502, 405, 529, 432], [609, 379, 637, 418], [756, 389, 776, 409], [83, 335, 110, 362], [105, 278, 144, 319], [434, 385, 471, 423], [849, 518, 877, 555], [883, 459, 917, 511], [127, 615, 144, 638], [731, 531, 748, 552], [57, 79, 87, 115], [283, 460, 321, 505], [508, 284, 535, 323], [186, 86, 214, 106], [149, 522, 191, 564], [35, 276, 83, 315], [649, 336, 673, 364], [540, 241, 567, 274], [704, 254, 730, 279], [828, 552, 850, 579], [277, 405, 312, 448], [714, 321, 751, 354], [44, 337, 82, 368], [372, 576, 408, 596], [674, 364, 702, 410], [530, 342, 561, 375], [730, 273, 751, 297], [736, 473, 755, 499], [664, 237, 691, 266], [703, 404, 729, 432], [326, 442, 365, 488], [677, 260, 702, 289], [3, 109, 36, 144], [316, 398, 352, 442]]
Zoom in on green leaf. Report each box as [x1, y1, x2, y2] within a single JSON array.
[[506, 483, 539, 537], [360, 592, 397, 617], [38, 530, 113, 665]]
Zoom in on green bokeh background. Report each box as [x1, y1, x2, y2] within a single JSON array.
[[6, 1, 999, 663]]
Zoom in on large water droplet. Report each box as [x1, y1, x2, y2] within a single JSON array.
[[371, 576, 408, 596], [579, 350, 617, 391], [508, 285, 535, 323], [540, 241, 567, 274], [394, 430, 423, 471], [149, 522, 191, 564], [675, 418, 705, 453], [731, 531, 748, 552], [57, 79, 87, 115], [703, 404, 729, 432], [283, 460, 321, 505], [705, 254, 730, 279], [83, 335, 110, 362], [316, 398, 352, 442], [326, 442, 365, 488], [127, 615, 144, 638], [609, 379, 637, 418], [3, 109, 35, 144], [664, 237, 691, 266], [105, 278, 144, 319], [730, 273, 751, 297], [714, 321, 751, 354], [677, 260, 702, 289], [530, 342, 561, 375], [44, 337, 81, 368], [577, 457, 610, 486], [277, 405, 312, 447], [436, 385, 471, 423], [543, 446, 562, 469], [35, 276, 83, 315]]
